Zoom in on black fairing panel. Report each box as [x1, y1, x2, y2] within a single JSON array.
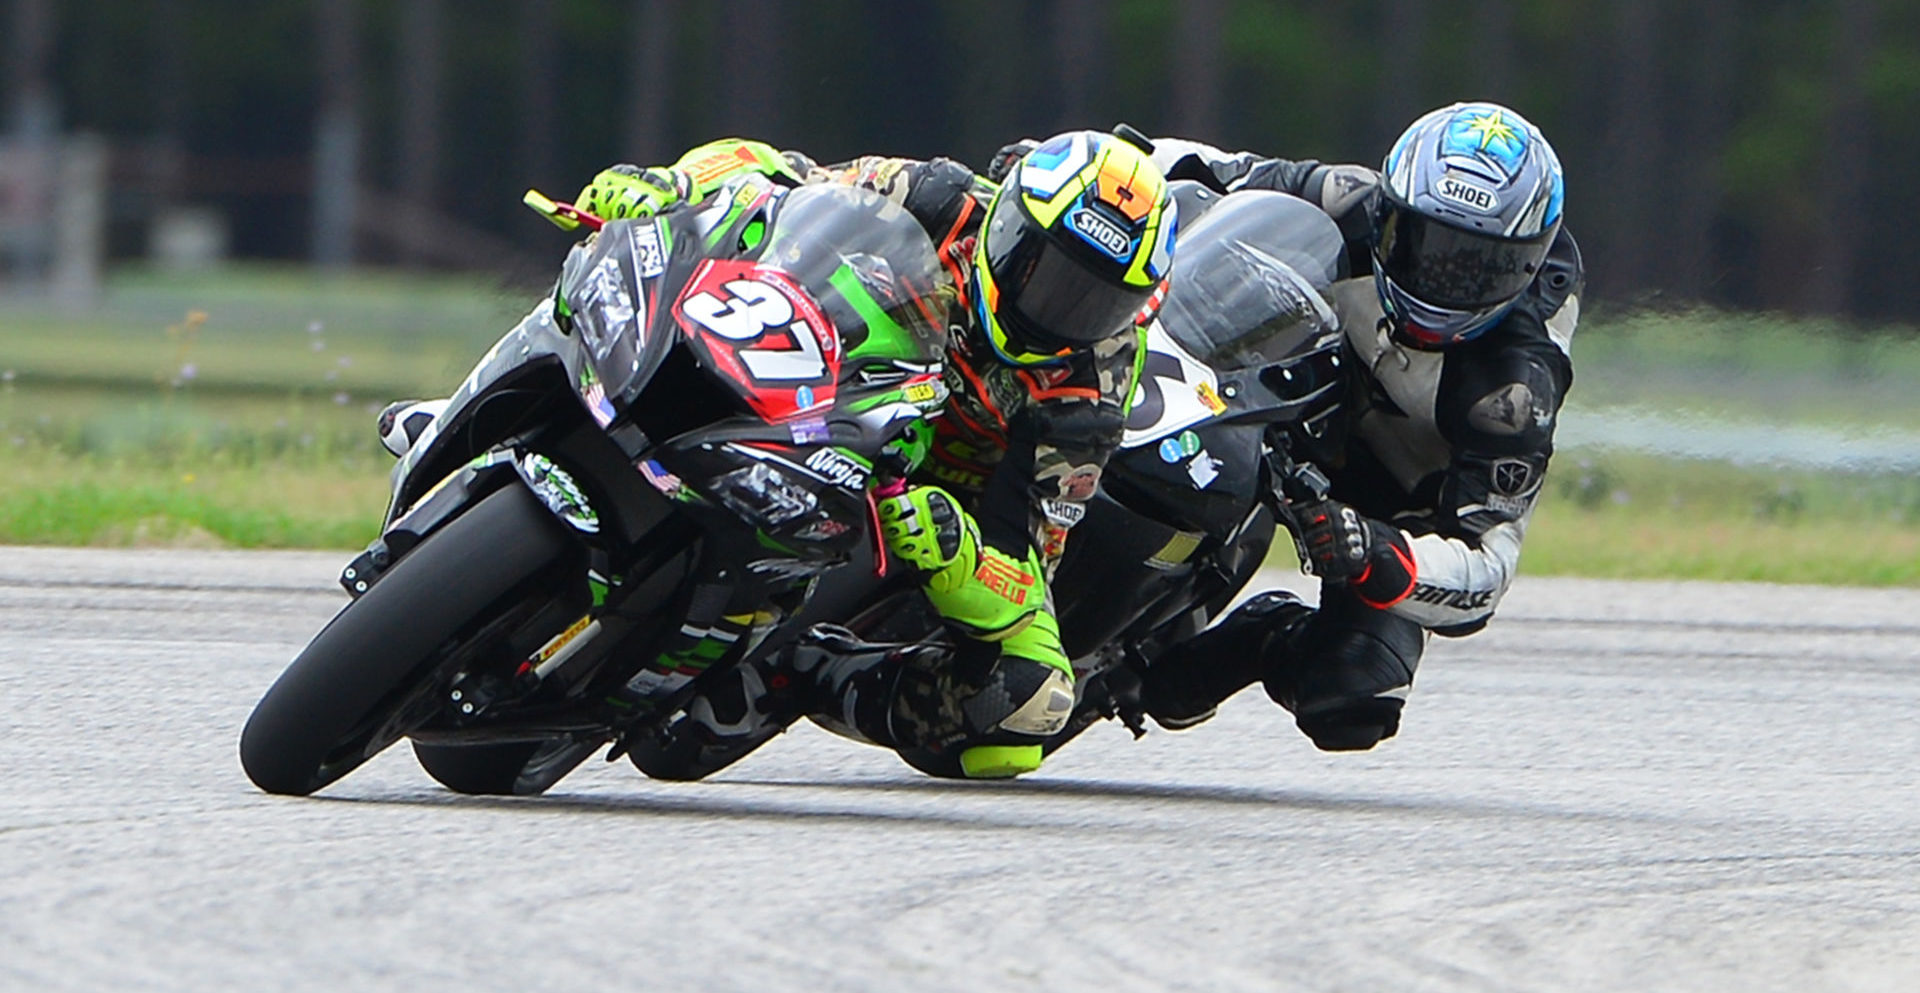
[[1104, 420, 1268, 537], [1052, 492, 1199, 661]]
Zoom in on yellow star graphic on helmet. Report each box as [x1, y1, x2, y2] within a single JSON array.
[[1462, 110, 1518, 151]]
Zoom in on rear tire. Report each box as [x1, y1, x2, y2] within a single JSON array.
[[240, 484, 575, 796]]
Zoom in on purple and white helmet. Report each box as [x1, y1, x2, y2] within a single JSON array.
[[1372, 102, 1565, 348]]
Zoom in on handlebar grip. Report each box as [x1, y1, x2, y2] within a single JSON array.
[[1280, 461, 1331, 504]]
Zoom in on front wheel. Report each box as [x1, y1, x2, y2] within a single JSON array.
[[240, 484, 577, 796]]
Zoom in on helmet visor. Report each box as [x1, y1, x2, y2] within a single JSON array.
[[1374, 199, 1554, 311], [983, 190, 1150, 351]]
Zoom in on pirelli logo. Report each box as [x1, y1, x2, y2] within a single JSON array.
[[974, 556, 1036, 606]]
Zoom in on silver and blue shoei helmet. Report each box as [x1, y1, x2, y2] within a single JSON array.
[[1373, 102, 1564, 348]]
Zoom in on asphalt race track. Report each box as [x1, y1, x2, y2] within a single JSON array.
[[3, 545, 1917, 992]]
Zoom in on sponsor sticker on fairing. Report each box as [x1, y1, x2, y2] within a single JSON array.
[[802, 447, 870, 490], [902, 379, 947, 409], [629, 220, 667, 277], [788, 417, 831, 445], [1185, 452, 1221, 490]]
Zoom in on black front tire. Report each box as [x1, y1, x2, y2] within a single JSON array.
[[240, 484, 575, 796]]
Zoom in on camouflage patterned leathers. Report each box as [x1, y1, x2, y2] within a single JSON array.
[[799, 153, 1143, 577]]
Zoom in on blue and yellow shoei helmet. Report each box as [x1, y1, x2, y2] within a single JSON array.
[[1373, 102, 1565, 349], [972, 131, 1177, 365]]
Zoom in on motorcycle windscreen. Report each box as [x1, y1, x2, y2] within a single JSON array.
[[1156, 191, 1341, 372], [555, 217, 678, 409], [671, 184, 956, 422], [760, 184, 955, 369]]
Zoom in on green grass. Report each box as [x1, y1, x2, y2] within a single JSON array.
[[5, 268, 1920, 584], [0, 445, 389, 549], [0, 263, 526, 398], [1569, 305, 1920, 429], [1520, 453, 1920, 585]]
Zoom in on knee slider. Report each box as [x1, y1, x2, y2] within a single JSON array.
[[958, 744, 1045, 779], [1266, 611, 1419, 752], [1294, 694, 1405, 752], [965, 657, 1075, 739]]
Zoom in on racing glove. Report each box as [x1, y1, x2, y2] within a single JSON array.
[[876, 485, 1060, 659], [574, 164, 696, 222], [986, 138, 1039, 184], [1292, 496, 1417, 609], [573, 137, 809, 225]]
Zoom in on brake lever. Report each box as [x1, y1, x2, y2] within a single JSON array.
[[1263, 431, 1331, 573]]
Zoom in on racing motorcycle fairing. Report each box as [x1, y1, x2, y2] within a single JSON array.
[[299, 179, 961, 763], [376, 177, 954, 551]]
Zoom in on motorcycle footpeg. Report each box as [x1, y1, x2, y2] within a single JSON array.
[[1098, 664, 1150, 740]]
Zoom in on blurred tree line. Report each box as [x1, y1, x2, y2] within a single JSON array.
[[7, 0, 1919, 322]]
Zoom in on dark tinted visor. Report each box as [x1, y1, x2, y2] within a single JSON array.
[[1374, 199, 1553, 310], [983, 190, 1150, 349]]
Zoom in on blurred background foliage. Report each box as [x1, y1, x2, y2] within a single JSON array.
[[7, 0, 1918, 320], [6, 0, 1920, 580]]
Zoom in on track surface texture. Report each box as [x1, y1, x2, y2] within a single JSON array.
[[2, 545, 1917, 992]]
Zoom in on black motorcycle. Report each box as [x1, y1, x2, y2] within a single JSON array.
[[239, 176, 959, 796], [633, 184, 1353, 780]]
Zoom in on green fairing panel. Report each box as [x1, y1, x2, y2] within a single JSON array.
[[757, 184, 956, 368]]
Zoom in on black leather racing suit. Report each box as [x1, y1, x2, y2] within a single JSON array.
[[1136, 138, 1584, 751]]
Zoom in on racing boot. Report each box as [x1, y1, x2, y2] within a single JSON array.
[[376, 398, 447, 457], [1263, 588, 1425, 752], [627, 623, 938, 781], [1136, 591, 1315, 731], [803, 620, 1075, 780]]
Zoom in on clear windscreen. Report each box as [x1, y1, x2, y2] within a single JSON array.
[[758, 183, 956, 365], [1158, 191, 1342, 370]]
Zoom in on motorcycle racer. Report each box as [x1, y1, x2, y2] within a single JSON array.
[[563, 132, 1176, 778], [1037, 102, 1582, 752]]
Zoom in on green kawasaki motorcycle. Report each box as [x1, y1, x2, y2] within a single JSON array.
[[240, 175, 955, 796]]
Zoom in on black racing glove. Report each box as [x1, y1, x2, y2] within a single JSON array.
[[987, 139, 1039, 183], [1293, 497, 1417, 608]]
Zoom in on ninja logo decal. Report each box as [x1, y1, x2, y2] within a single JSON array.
[[802, 447, 870, 490]]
